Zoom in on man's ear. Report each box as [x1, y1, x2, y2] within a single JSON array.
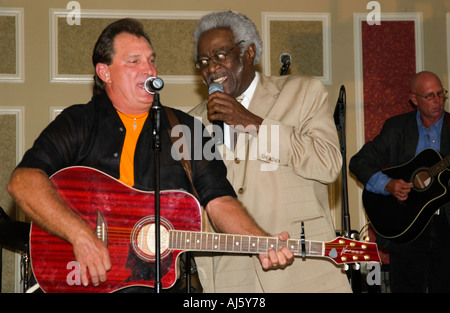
[[96, 63, 111, 84], [246, 43, 256, 64], [409, 93, 418, 107]]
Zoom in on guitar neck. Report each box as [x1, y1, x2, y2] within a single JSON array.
[[430, 153, 450, 176], [169, 230, 323, 257]]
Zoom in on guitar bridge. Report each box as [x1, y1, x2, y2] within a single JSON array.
[[96, 210, 108, 247]]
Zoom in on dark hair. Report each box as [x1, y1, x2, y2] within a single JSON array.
[[92, 18, 152, 95]]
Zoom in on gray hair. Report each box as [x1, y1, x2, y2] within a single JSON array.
[[193, 11, 263, 65]]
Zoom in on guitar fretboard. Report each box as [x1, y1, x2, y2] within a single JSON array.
[[429, 154, 450, 177], [169, 230, 324, 257]]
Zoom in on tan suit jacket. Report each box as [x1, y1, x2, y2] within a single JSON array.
[[189, 74, 351, 292]]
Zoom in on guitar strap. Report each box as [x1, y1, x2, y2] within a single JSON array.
[[163, 106, 200, 200], [164, 106, 213, 236]]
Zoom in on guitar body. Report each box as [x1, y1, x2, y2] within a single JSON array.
[[30, 166, 201, 293], [363, 149, 450, 243], [31, 167, 382, 293]]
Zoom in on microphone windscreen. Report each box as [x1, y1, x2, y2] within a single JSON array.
[[144, 76, 164, 94], [150, 77, 164, 91], [208, 82, 224, 95], [279, 53, 291, 64], [207, 82, 224, 145]]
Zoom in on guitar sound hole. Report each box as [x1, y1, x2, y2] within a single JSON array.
[[413, 170, 431, 190], [131, 217, 172, 262]]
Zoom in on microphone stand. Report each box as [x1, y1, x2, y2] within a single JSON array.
[[334, 86, 350, 238], [333, 85, 361, 292], [280, 61, 290, 76], [151, 91, 162, 293]]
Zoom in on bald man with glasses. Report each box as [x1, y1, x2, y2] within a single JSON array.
[[350, 71, 450, 293]]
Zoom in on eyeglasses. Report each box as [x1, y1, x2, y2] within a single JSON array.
[[195, 40, 245, 70], [414, 88, 448, 101]]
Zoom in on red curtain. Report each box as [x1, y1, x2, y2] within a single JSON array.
[[362, 21, 417, 143], [361, 20, 417, 264]]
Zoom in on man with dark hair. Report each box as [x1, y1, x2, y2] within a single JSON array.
[[92, 18, 153, 95], [7, 18, 293, 292]]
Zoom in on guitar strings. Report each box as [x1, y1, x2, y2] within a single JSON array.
[[98, 227, 379, 262]]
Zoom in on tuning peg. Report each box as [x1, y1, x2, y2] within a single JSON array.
[[352, 263, 360, 270]]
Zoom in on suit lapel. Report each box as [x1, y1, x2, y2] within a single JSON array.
[[233, 75, 279, 157], [247, 75, 279, 119]]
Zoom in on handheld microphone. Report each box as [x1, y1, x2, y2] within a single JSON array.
[[208, 82, 224, 94], [144, 77, 164, 94], [208, 82, 224, 145]]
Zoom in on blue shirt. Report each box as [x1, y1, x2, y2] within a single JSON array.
[[365, 110, 444, 195]]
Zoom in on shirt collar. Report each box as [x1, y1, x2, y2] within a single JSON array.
[[237, 72, 259, 109], [416, 109, 444, 130]]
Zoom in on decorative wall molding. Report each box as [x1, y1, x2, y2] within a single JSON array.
[[50, 106, 65, 120], [353, 12, 423, 149], [0, 106, 25, 293], [447, 13, 450, 96], [0, 106, 24, 163], [353, 12, 423, 229], [0, 8, 24, 82], [261, 12, 331, 84], [49, 9, 208, 84]]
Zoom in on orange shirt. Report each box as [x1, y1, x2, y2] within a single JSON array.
[[117, 111, 149, 186]]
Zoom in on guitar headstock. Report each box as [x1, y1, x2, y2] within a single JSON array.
[[324, 237, 381, 265]]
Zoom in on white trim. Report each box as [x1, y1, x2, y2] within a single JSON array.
[[353, 12, 423, 150], [50, 106, 65, 120], [0, 107, 24, 164], [0, 106, 25, 293], [447, 13, 450, 104], [353, 12, 423, 230], [0, 8, 24, 82], [261, 12, 331, 84], [49, 9, 208, 84]]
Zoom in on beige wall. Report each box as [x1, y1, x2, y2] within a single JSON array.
[[1, 0, 449, 292]]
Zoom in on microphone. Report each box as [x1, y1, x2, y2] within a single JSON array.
[[144, 77, 164, 94], [208, 82, 224, 94], [334, 85, 346, 128], [279, 53, 291, 65], [208, 82, 224, 145], [279, 53, 291, 76]]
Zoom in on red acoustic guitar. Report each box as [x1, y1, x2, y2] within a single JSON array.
[[30, 166, 381, 293]]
